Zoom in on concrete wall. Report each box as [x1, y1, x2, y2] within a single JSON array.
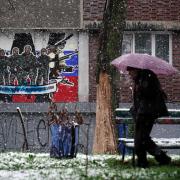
[[1, 102, 180, 154], [78, 32, 89, 102], [0, 103, 96, 154], [0, 0, 82, 29]]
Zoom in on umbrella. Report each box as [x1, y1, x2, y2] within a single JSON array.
[[111, 53, 179, 75]]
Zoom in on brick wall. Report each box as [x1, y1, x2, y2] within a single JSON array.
[[119, 75, 180, 103], [83, 0, 105, 21], [89, 33, 100, 102], [118, 32, 180, 103], [86, 0, 180, 102], [127, 0, 180, 21], [171, 32, 180, 102], [83, 0, 180, 21]]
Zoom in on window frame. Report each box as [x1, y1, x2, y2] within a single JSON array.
[[123, 31, 172, 64]]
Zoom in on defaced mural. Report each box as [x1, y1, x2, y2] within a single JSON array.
[[0, 32, 78, 102]]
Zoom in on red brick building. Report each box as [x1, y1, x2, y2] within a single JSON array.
[[84, 0, 180, 104]]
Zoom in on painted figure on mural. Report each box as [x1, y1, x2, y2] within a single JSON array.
[[9, 47, 24, 85], [0, 48, 10, 85], [0, 48, 12, 102], [35, 48, 50, 102], [47, 45, 60, 79], [36, 48, 50, 85], [21, 45, 38, 85], [47, 45, 76, 80]]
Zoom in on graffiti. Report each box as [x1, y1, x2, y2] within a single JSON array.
[[0, 116, 89, 154], [0, 118, 16, 150], [37, 119, 49, 147], [0, 115, 50, 151]]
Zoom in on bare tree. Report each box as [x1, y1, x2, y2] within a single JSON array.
[[93, 0, 127, 154]]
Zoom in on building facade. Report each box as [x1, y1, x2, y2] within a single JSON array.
[[85, 0, 180, 105], [0, 0, 90, 103], [0, 0, 92, 151], [0, 0, 179, 104]]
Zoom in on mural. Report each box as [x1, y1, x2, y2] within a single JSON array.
[[0, 32, 78, 102]]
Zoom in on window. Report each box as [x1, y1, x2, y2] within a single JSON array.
[[122, 32, 172, 63], [135, 33, 151, 55], [155, 34, 169, 62], [122, 34, 133, 54]]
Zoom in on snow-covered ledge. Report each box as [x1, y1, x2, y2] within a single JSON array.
[[126, 20, 180, 30]]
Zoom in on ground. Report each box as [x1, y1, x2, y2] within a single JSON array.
[[0, 152, 180, 179]]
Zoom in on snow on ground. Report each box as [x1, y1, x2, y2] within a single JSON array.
[[0, 152, 179, 180]]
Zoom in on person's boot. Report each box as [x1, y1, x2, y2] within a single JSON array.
[[137, 161, 149, 168], [155, 151, 171, 165], [137, 157, 149, 168]]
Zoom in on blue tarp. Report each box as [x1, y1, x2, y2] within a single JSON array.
[[50, 124, 79, 158], [117, 124, 129, 154]]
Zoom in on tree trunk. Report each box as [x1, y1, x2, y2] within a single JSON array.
[[93, 72, 117, 153], [93, 0, 127, 154]]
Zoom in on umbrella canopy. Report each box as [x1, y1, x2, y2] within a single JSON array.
[[111, 53, 179, 75]]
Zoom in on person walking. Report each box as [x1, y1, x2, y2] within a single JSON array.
[[127, 67, 171, 168]]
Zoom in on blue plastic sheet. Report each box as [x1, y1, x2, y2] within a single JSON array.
[[50, 124, 79, 158], [116, 124, 129, 154]]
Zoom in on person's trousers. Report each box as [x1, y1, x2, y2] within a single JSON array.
[[134, 115, 163, 165]]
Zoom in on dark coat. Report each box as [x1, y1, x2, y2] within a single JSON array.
[[21, 53, 36, 72], [37, 55, 49, 72], [131, 70, 169, 120], [0, 56, 10, 72], [9, 55, 24, 73]]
